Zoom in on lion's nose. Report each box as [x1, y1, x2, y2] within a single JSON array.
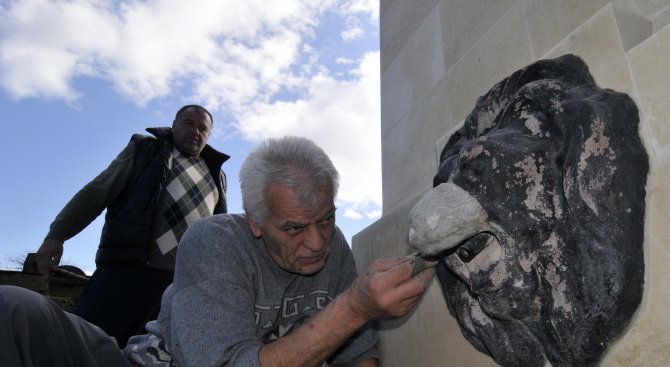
[[408, 182, 487, 256]]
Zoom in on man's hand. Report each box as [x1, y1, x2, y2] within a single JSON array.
[[259, 255, 434, 367], [36, 238, 64, 279], [346, 255, 435, 321]]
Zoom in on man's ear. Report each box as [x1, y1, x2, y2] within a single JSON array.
[[246, 213, 262, 238]]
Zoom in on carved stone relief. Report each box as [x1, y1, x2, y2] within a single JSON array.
[[409, 54, 648, 367]]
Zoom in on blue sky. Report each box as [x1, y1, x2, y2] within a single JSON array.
[[0, 0, 381, 273]]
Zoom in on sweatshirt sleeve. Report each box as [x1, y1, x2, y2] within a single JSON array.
[[165, 216, 264, 367], [45, 141, 136, 242], [327, 228, 380, 366]]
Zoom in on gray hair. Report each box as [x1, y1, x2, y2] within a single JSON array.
[[240, 136, 340, 223]]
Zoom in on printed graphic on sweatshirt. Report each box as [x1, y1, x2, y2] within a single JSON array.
[[255, 290, 333, 342]]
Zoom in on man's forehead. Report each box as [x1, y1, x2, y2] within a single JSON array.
[[179, 108, 211, 123], [272, 203, 336, 226], [266, 184, 335, 223]]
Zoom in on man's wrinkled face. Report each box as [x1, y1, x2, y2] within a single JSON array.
[[172, 108, 212, 157], [248, 183, 336, 275]]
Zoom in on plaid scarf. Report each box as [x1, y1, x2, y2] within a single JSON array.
[[155, 148, 218, 254]]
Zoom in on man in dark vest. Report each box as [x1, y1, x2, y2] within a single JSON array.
[[34, 104, 229, 347]]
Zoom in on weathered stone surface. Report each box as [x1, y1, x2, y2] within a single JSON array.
[[409, 54, 648, 367]]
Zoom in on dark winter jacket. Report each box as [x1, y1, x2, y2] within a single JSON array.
[[95, 127, 229, 265]]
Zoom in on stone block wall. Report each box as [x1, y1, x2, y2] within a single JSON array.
[[352, 1, 670, 365]]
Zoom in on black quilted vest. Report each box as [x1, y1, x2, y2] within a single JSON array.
[[95, 127, 229, 265]]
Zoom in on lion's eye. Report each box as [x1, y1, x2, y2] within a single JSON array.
[[457, 232, 496, 262], [458, 157, 489, 184]]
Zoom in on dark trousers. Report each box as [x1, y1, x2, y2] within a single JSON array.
[[72, 264, 173, 348], [0, 285, 130, 367]]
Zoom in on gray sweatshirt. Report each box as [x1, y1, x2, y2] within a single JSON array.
[[125, 213, 379, 366]]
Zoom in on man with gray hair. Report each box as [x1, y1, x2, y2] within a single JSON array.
[[125, 135, 435, 366], [0, 136, 433, 367]]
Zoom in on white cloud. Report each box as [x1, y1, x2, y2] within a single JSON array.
[[339, 0, 379, 23], [365, 210, 382, 219], [344, 209, 363, 220], [0, 0, 382, 218], [0, 0, 118, 101], [236, 51, 382, 215], [0, 0, 333, 104], [341, 26, 364, 41], [336, 57, 354, 65], [337, 0, 378, 41]]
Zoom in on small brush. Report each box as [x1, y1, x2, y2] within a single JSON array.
[[410, 252, 439, 277]]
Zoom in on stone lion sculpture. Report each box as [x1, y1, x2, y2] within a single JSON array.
[[408, 54, 648, 367]]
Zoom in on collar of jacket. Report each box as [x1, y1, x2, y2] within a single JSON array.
[[145, 126, 230, 167]]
